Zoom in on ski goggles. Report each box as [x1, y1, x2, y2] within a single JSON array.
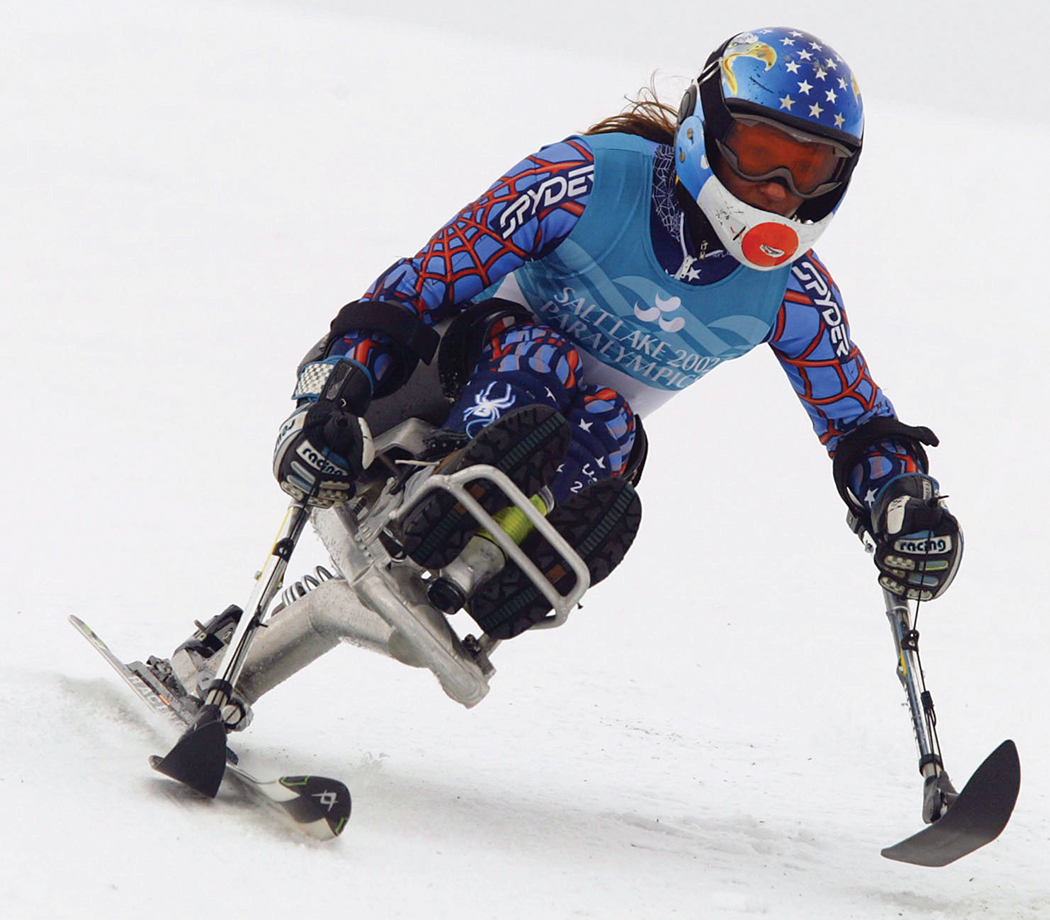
[[715, 116, 853, 199]]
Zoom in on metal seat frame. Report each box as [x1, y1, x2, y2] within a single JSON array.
[[233, 419, 590, 709]]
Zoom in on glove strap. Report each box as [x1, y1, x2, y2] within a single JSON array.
[[295, 358, 373, 415]]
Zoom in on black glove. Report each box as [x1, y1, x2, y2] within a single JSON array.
[[870, 473, 962, 601], [273, 358, 375, 507]]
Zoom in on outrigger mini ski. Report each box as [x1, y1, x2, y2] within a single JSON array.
[[151, 500, 315, 798], [70, 615, 351, 839], [879, 589, 1019, 866]]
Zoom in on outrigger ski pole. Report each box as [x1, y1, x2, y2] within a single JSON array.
[[879, 588, 1020, 866], [151, 499, 313, 797]]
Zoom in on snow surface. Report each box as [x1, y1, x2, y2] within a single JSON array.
[[3, 1, 1049, 917]]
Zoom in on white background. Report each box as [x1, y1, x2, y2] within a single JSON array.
[[3, 1, 1048, 917]]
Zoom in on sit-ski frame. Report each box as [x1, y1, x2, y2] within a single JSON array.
[[148, 419, 1021, 859], [231, 418, 591, 711]]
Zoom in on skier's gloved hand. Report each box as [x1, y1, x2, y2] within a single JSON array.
[[870, 473, 962, 601], [273, 357, 375, 507]]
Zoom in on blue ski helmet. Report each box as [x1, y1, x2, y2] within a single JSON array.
[[676, 27, 864, 270]]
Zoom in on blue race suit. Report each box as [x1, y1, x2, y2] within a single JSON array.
[[332, 133, 922, 505]]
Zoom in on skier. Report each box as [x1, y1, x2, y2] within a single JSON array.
[[269, 25, 962, 632], [179, 26, 963, 709], [73, 28, 1022, 851]]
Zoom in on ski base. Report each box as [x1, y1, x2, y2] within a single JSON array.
[[70, 615, 351, 839], [881, 740, 1020, 866]]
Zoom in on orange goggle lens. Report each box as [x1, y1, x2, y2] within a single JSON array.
[[721, 120, 845, 196]]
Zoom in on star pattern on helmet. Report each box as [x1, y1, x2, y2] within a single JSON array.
[[720, 27, 863, 138]]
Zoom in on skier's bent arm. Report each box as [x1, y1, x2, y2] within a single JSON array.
[[272, 139, 596, 506], [327, 138, 597, 391], [768, 252, 962, 599]]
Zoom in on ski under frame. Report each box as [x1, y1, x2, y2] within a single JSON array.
[[70, 614, 351, 839], [879, 588, 1019, 866]]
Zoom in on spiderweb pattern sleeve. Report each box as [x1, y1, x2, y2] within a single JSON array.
[[769, 251, 926, 502], [329, 138, 596, 390], [361, 137, 595, 320]]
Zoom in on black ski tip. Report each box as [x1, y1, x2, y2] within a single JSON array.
[[882, 740, 1020, 867], [278, 775, 352, 837], [150, 705, 229, 798]]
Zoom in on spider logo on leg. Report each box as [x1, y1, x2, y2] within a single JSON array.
[[462, 382, 517, 437]]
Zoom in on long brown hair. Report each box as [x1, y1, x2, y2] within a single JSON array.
[[585, 82, 678, 146]]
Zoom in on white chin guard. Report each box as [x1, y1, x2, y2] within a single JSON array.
[[695, 172, 835, 271]]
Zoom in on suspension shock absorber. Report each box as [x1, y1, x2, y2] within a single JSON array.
[[276, 565, 336, 612]]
